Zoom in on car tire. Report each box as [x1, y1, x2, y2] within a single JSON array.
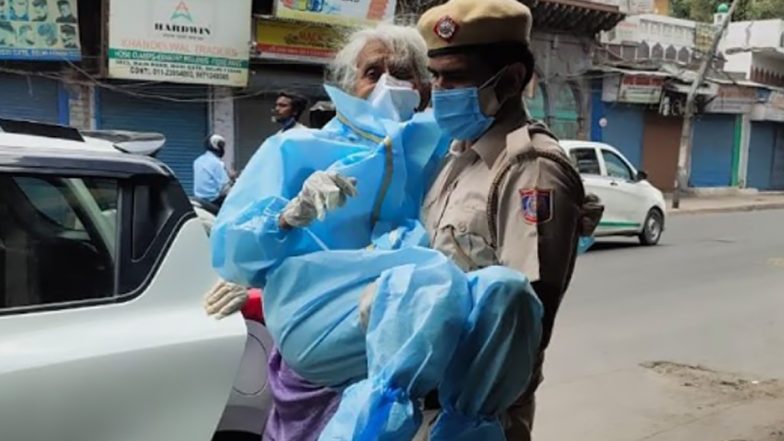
[[638, 209, 664, 246]]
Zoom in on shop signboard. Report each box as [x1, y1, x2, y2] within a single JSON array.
[[255, 17, 345, 64], [618, 74, 664, 104], [108, 0, 252, 87], [0, 0, 81, 61], [274, 0, 395, 27], [705, 84, 757, 114], [753, 89, 784, 122]]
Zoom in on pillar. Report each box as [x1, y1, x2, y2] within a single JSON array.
[[210, 86, 236, 170]]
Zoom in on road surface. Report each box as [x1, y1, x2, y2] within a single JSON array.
[[537, 209, 784, 441]]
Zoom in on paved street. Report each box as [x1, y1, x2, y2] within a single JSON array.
[[537, 209, 784, 441]]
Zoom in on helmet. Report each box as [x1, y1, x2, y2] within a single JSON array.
[[208, 134, 226, 158]]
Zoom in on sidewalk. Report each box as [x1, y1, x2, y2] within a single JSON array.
[[666, 192, 784, 215]]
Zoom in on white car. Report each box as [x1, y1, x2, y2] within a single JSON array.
[[0, 120, 271, 441], [561, 141, 666, 246]]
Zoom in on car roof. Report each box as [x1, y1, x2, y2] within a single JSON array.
[[559, 140, 618, 151], [0, 131, 172, 177], [0, 131, 118, 154]]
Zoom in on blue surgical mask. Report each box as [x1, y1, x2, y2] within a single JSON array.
[[431, 69, 505, 142]]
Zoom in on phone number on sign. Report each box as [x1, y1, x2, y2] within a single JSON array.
[[128, 66, 230, 81]]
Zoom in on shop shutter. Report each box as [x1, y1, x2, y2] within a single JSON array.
[[691, 114, 735, 187], [771, 126, 784, 190], [0, 74, 62, 124], [97, 85, 208, 195], [602, 104, 644, 168], [747, 122, 776, 190]]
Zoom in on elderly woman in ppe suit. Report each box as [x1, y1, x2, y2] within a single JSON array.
[[206, 24, 543, 441]]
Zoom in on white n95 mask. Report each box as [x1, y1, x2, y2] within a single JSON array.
[[368, 73, 421, 122]]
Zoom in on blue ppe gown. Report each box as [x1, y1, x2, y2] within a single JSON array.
[[212, 85, 543, 441]]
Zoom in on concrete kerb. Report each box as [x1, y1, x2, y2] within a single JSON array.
[[668, 202, 784, 216]]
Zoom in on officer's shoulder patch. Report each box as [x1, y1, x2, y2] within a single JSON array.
[[519, 188, 553, 224]]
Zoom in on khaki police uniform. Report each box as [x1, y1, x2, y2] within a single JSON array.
[[416, 0, 604, 439]]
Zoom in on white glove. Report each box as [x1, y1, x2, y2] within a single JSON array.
[[203, 279, 249, 320], [281, 171, 358, 228]]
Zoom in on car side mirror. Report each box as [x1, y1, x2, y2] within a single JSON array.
[[636, 170, 648, 181]]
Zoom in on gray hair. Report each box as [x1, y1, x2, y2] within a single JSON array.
[[327, 24, 430, 93]]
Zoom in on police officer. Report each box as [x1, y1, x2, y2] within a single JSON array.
[[417, 0, 603, 439]]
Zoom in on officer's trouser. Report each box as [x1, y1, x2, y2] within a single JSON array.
[[503, 354, 543, 440]]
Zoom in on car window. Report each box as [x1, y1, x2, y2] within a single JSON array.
[[0, 174, 118, 310], [602, 150, 634, 181], [569, 148, 601, 175], [13, 176, 80, 230]]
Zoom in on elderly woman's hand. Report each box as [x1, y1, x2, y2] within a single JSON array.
[[203, 279, 249, 320], [280, 171, 358, 228]]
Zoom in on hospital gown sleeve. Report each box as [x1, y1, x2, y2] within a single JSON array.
[[210, 131, 353, 287]]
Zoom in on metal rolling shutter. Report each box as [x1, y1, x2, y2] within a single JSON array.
[[691, 114, 735, 187], [603, 104, 644, 168], [747, 122, 776, 190], [771, 126, 784, 190], [0, 74, 62, 123], [97, 86, 208, 194]]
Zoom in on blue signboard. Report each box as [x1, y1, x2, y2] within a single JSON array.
[[0, 0, 81, 61]]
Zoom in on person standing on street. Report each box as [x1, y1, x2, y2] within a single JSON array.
[[193, 134, 234, 209], [273, 91, 309, 133], [417, 0, 603, 439]]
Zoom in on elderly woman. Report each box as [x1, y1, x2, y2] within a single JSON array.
[[209, 25, 542, 441]]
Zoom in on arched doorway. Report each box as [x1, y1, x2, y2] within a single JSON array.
[[549, 81, 581, 139]]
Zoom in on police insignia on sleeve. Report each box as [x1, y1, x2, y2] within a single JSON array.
[[519, 188, 553, 224]]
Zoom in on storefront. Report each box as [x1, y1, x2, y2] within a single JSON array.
[[690, 114, 738, 187], [747, 122, 784, 190], [0, 74, 67, 124], [748, 90, 784, 190], [234, 64, 326, 169], [96, 85, 209, 194]]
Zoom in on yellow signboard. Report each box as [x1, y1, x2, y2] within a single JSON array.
[[255, 18, 348, 63], [274, 0, 394, 27]]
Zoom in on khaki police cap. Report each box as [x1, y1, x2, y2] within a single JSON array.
[[417, 0, 532, 55]]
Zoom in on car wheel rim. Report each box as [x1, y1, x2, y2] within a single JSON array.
[[647, 215, 661, 241]]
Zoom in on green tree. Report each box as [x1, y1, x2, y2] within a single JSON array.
[[748, 0, 784, 19], [670, 0, 784, 21]]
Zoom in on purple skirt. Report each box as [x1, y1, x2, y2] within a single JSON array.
[[263, 347, 341, 441]]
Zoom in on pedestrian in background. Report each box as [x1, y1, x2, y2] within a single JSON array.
[[416, 0, 603, 439], [273, 91, 309, 133], [193, 134, 234, 209]]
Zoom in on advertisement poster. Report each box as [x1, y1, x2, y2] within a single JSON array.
[[0, 0, 81, 60], [255, 17, 345, 64], [108, 0, 252, 87], [274, 0, 395, 26]]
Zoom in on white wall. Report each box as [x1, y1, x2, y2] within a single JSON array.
[[724, 52, 753, 76], [722, 20, 784, 51]]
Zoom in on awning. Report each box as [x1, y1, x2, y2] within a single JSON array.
[[522, 0, 625, 35]]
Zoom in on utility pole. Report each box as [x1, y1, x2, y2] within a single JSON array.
[[672, 0, 740, 209]]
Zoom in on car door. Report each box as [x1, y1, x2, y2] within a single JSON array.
[[568, 146, 617, 235], [0, 168, 246, 441], [598, 148, 645, 232]]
